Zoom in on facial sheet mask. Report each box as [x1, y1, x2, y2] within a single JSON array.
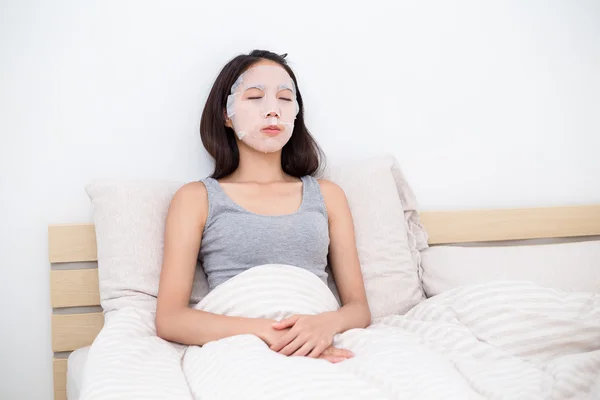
[[226, 65, 300, 153]]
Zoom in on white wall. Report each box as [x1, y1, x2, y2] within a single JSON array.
[[1, 0, 599, 398]]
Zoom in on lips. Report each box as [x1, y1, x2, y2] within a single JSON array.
[[261, 125, 281, 136]]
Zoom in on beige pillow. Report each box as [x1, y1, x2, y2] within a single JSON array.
[[87, 155, 426, 317], [421, 240, 600, 297], [325, 155, 426, 318], [86, 179, 208, 312]]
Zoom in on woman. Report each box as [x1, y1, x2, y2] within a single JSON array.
[[155, 49, 371, 363]]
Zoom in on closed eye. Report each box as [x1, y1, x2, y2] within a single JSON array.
[[279, 97, 292, 102], [247, 96, 263, 100]]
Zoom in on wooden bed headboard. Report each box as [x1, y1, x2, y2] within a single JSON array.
[[48, 204, 600, 400]]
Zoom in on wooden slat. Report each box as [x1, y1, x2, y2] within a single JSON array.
[[51, 268, 100, 308], [53, 358, 68, 400], [48, 224, 97, 263], [421, 204, 600, 245], [52, 312, 104, 352]]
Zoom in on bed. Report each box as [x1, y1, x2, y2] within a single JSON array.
[[49, 203, 600, 400]]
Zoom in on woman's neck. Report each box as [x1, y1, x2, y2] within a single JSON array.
[[227, 145, 290, 183]]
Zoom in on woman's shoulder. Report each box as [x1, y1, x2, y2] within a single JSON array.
[[316, 179, 345, 199], [315, 179, 348, 217], [168, 181, 209, 221], [175, 180, 209, 199]]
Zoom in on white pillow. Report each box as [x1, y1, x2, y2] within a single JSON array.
[[87, 155, 426, 317], [86, 180, 209, 313], [421, 240, 600, 297], [325, 155, 426, 318]]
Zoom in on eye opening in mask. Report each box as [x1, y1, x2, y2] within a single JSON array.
[[277, 88, 294, 102], [243, 87, 265, 100]]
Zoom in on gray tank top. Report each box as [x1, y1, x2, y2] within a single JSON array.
[[198, 176, 330, 291]]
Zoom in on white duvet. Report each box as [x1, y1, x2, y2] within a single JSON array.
[[80, 265, 600, 400]]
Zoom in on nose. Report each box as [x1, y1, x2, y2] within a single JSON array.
[[261, 95, 280, 118]]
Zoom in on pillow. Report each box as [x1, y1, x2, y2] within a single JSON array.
[[86, 180, 209, 313], [421, 240, 600, 297], [325, 154, 426, 318], [87, 154, 427, 317]]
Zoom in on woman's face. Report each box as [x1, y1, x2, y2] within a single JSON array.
[[226, 61, 299, 153]]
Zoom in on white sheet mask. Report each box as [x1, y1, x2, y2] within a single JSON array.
[[226, 65, 299, 153]]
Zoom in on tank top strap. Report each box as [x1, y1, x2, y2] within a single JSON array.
[[300, 175, 328, 219], [200, 177, 221, 203], [200, 177, 231, 227], [201, 177, 219, 196]]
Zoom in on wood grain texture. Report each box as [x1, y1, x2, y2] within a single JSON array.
[[52, 312, 104, 352], [51, 268, 100, 308], [48, 224, 97, 263], [46, 204, 600, 263], [421, 204, 600, 244], [53, 358, 68, 400]]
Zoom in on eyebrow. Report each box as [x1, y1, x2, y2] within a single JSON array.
[[245, 84, 265, 91], [243, 83, 294, 92], [278, 84, 294, 91]]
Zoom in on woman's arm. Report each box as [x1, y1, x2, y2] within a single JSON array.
[[155, 182, 281, 346], [270, 180, 371, 356], [318, 179, 371, 330]]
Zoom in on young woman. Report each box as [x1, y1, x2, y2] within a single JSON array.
[[155, 50, 370, 363]]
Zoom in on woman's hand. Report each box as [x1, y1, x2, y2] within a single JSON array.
[[255, 319, 290, 347], [269, 313, 341, 358]]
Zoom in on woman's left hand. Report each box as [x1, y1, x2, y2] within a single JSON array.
[[269, 312, 340, 358]]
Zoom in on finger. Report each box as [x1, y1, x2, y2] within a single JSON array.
[[292, 341, 314, 357], [319, 346, 353, 359], [321, 346, 335, 356], [329, 347, 355, 358], [272, 315, 300, 330], [279, 337, 306, 356], [319, 355, 346, 363], [308, 342, 329, 358]]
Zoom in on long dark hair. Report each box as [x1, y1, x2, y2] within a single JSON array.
[[200, 50, 325, 179]]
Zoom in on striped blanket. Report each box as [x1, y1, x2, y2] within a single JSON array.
[[80, 265, 600, 400]]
